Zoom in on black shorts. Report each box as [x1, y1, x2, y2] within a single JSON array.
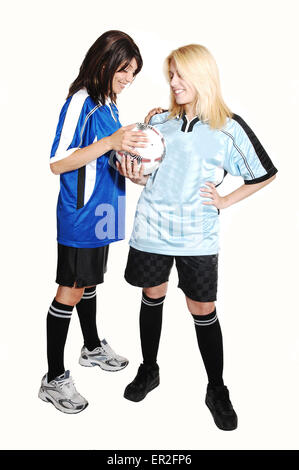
[[124, 247, 218, 302], [56, 243, 109, 288]]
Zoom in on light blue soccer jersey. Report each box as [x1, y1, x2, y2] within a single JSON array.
[[129, 112, 277, 256], [50, 89, 125, 248]]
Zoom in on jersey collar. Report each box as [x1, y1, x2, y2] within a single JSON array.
[[181, 112, 200, 133]]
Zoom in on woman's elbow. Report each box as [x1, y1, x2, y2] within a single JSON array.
[[258, 173, 276, 189], [50, 162, 61, 175], [267, 174, 277, 184]]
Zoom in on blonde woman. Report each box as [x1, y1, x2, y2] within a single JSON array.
[[117, 44, 277, 430]]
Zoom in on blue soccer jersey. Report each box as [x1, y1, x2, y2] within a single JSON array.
[[129, 112, 277, 256], [50, 89, 125, 248]]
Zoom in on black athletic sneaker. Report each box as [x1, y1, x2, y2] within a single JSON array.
[[205, 385, 238, 431], [124, 363, 160, 402]]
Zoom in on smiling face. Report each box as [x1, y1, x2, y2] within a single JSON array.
[[112, 57, 138, 94], [169, 58, 197, 110]]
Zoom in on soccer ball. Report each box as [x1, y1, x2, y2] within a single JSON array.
[[116, 122, 166, 175]]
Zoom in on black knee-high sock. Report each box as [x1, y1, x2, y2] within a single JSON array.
[[47, 299, 73, 382], [140, 292, 165, 366], [76, 286, 101, 351], [192, 309, 224, 387]]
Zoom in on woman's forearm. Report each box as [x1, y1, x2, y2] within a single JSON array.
[[223, 175, 276, 208], [50, 137, 112, 175]]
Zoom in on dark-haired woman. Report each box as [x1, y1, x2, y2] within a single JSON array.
[[38, 30, 147, 414]]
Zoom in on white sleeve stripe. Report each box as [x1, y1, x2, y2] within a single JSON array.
[[51, 89, 89, 161], [49, 148, 78, 164]]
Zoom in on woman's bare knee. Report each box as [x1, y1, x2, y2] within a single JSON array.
[[186, 297, 215, 315], [143, 282, 168, 299], [55, 285, 85, 306]]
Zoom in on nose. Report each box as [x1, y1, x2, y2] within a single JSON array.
[[170, 75, 178, 87]]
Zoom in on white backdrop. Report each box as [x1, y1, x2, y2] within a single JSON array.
[[1, 0, 298, 450]]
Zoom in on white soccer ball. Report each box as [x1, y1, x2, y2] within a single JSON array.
[[116, 122, 166, 175]]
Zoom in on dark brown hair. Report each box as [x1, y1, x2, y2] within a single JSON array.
[[67, 30, 143, 104]]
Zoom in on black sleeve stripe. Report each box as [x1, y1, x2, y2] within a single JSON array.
[[244, 166, 278, 185], [77, 166, 86, 209], [232, 114, 277, 174]]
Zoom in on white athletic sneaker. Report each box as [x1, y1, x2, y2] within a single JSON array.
[[79, 338, 129, 371], [38, 370, 88, 414]]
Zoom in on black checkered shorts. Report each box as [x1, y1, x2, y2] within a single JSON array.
[[124, 247, 218, 302]]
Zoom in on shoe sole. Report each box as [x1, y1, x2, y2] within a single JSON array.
[[124, 378, 160, 402], [205, 398, 238, 431], [79, 356, 129, 372], [38, 388, 88, 415]]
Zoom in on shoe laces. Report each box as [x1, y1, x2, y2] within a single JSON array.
[[56, 377, 77, 398], [101, 342, 117, 358]]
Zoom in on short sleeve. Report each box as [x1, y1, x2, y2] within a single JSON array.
[[223, 114, 278, 184], [50, 89, 91, 164], [149, 111, 169, 127]]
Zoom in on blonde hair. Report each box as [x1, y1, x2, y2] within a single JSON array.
[[164, 44, 232, 129]]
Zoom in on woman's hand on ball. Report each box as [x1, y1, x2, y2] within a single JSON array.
[[108, 124, 148, 155], [144, 107, 164, 124], [116, 156, 149, 186]]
